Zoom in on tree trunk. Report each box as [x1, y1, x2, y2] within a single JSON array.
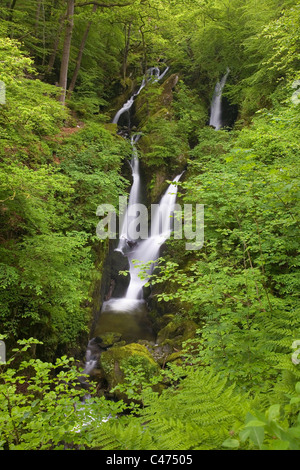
[[35, 0, 42, 33], [46, 12, 66, 77], [58, 0, 75, 105], [8, 0, 18, 36], [122, 22, 132, 83], [67, 3, 98, 98]]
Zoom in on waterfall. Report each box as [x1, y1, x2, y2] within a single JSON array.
[[125, 173, 182, 300], [82, 64, 179, 373], [116, 134, 142, 254], [209, 68, 230, 130], [111, 64, 179, 302]]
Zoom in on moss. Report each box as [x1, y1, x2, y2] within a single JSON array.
[[100, 342, 159, 389], [134, 73, 179, 125], [98, 332, 122, 348], [165, 351, 184, 365], [157, 318, 198, 349], [130, 72, 188, 202], [103, 123, 118, 134]]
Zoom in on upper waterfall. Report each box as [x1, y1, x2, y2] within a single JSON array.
[[209, 68, 230, 130]]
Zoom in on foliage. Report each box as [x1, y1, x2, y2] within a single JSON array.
[[0, 37, 131, 356], [1, 338, 299, 450], [147, 87, 300, 395], [230, 4, 300, 118], [0, 338, 127, 450], [0, 0, 300, 452], [223, 382, 300, 450], [0, 36, 67, 157]]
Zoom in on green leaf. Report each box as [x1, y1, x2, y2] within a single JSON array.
[[248, 426, 265, 449], [239, 428, 252, 442], [265, 440, 290, 450]]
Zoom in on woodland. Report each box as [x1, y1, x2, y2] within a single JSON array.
[[0, 0, 300, 451]]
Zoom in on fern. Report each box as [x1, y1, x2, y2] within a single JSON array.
[[134, 367, 251, 450], [73, 367, 251, 451]]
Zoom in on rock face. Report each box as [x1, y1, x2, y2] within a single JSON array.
[[134, 73, 179, 126], [104, 247, 130, 300], [160, 74, 179, 107], [133, 73, 188, 203]]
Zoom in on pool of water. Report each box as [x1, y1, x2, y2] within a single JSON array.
[[93, 298, 156, 343]]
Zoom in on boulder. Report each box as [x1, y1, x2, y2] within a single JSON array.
[[157, 317, 199, 349], [100, 342, 159, 391]]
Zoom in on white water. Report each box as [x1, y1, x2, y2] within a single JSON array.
[[116, 134, 142, 254], [82, 347, 98, 375], [209, 68, 230, 130], [82, 65, 180, 377], [125, 174, 182, 300], [84, 63, 180, 374], [112, 67, 181, 302], [112, 64, 181, 301]]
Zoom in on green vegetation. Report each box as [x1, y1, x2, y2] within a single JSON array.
[[0, 0, 300, 451]]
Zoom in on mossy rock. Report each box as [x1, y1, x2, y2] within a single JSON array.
[[156, 314, 175, 329], [159, 74, 179, 107], [100, 342, 159, 390], [165, 350, 184, 365], [103, 123, 118, 134], [137, 339, 173, 366], [98, 332, 122, 348], [134, 73, 178, 128], [157, 318, 198, 349]]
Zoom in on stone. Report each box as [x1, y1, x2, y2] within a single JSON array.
[[100, 342, 159, 390], [98, 332, 122, 348], [157, 318, 198, 349]]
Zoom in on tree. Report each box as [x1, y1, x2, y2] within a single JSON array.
[[57, 0, 134, 105], [67, 3, 98, 98], [58, 0, 75, 104]]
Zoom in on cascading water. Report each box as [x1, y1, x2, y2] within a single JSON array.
[[116, 134, 142, 255], [111, 65, 180, 302], [125, 173, 182, 300], [209, 67, 230, 130], [84, 64, 179, 357]]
